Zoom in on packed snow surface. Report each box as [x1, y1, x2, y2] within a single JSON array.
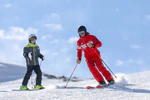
[[1, 71, 150, 100]]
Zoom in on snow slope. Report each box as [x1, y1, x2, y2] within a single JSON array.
[[1, 71, 150, 100], [0, 61, 26, 82]]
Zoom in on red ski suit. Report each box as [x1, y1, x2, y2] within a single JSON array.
[[77, 32, 113, 82]]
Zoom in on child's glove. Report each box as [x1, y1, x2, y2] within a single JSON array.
[[39, 54, 45, 61], [41, 57, 45, 61]]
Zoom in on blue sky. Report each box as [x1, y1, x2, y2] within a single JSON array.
[[0, 0, 150, 78]]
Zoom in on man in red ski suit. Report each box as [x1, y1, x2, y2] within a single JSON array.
[[76, 26, 114, 86]]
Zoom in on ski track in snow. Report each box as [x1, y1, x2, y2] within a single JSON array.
[[1, 72, 150, 100]]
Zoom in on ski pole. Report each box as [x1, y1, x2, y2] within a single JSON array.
[[31, 73, 34, 88], [92, 48, 117, 79], [102, 59, 117, 78], [64, 64, 78, 88]]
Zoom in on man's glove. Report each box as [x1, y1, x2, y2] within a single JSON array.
[[87, 42, 94, 48], [76, 58, 81, 64], [28, 52, 32, 60]]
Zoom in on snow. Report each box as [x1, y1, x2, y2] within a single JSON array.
[[1, 62, 150, 100]]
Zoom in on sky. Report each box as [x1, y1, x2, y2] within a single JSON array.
[[0, 0, 150, 78]]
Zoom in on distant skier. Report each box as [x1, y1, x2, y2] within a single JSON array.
[[76, 26, 114, 87], [20, 34, 45, 90]]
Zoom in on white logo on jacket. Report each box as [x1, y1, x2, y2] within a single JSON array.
[[77, 41, 94, 49]]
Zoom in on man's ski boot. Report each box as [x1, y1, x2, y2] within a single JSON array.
[[20, 85, 29, 90], [96, 81, 107, 88], [108, 80, 115, 85], [35, 85, 44, 89]]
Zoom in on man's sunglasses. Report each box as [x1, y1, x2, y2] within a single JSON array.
[[78, 31, 85, 35]]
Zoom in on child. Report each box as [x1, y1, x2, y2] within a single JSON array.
[[20, 34, 45, 90], [76, 26, 114, 87]]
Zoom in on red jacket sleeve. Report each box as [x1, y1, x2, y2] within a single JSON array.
[[76, 40, 82, 59], [77, 49, 82, 59], [93, 35, 102, 48]]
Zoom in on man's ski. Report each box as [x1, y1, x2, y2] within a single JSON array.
[[86, 84, 113, 89], [86, 85, 104, 89]]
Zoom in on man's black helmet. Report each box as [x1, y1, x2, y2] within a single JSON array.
[[78, 26, 87, 33]]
